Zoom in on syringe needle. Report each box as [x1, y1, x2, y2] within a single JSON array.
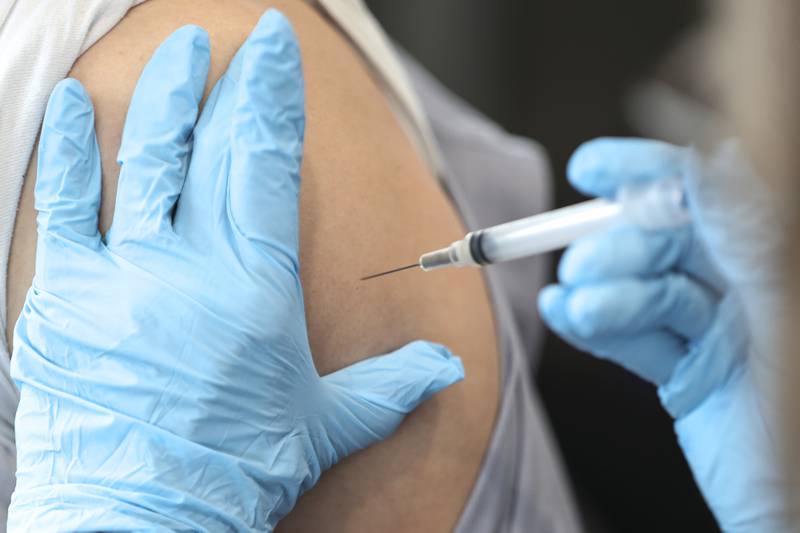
[[360, 263, 419, 281]]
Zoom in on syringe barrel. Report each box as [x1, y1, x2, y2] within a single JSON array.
[[479, 198, 622, 264], [479, 177, 688, 264]]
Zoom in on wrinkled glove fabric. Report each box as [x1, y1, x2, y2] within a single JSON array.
[[9, 10, 463, 531]]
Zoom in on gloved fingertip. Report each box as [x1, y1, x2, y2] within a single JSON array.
[[259, 7, 295, 33], [259, 9, 303, 79], [537, 284, 564, 319], [167, 24, 211, 52], [45, 78, 92, 127], [146, 25, 211, 89], [406, 340, 465, 382], [191, 24, 211, 47], [406, 339, 451, 358], [557, 238, 598, 284], [385, 341, 465, 408], [237, 6, 303, 119], [539, 285, 592, 347], [324, 342, 461, 417], [167, 25, 211, 90], [567, 139, 599, 180], [40, 78, 96, 176], [437, 353, 465, 386], [247, 8, 299, 55], [564, 288, 603, 338], [37, 77, 102, 243], [52, 77, 89, 101], [422, 359, 465, 401], [451, 354, 465, 380], [566, 138, 616, 195]]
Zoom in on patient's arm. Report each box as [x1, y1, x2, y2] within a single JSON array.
[[7, 0, 499, 530]]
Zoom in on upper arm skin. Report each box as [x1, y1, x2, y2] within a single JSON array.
[[7, 0, 500, 530]]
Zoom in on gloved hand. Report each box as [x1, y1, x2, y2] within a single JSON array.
[[538, 137, 791, 531], [9, 10, 463, 531]]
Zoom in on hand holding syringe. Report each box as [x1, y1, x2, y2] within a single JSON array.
[[362, 177, 689, 279]]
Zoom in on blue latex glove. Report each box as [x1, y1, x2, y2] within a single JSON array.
[[539, 138, 791, 531], [9, 10, 463, 531]]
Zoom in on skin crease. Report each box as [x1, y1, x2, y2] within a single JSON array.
[[6, 0, 500, 530]]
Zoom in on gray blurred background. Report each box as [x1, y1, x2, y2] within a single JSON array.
[[364, 1, 717, 531]]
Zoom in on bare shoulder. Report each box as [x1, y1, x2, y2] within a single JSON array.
[[10, 0, 500, 530]]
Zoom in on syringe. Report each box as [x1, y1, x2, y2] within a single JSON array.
[[361, 177, 690, 280]]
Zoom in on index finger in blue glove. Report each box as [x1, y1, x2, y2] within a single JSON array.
[[559, 222, 726, 294], [107, 25, 210, 247], [320, 340, 464, 465], [229, 10, 305, 270], [567, 138, 687, 198], [563, 275, 717, 341], [539, 284, 685, 385], [35, 78, 102, 249], [558, 224, 693, 285]]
